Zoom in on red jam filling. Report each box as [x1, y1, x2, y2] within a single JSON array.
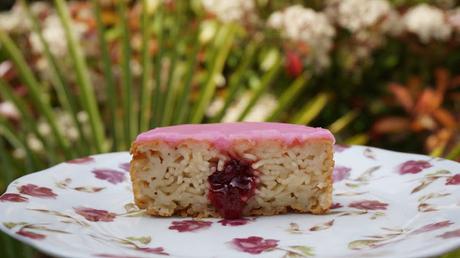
[[207, 159, 257, 219]]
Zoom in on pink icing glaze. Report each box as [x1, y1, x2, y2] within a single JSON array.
[[135, 122, 334, 150]]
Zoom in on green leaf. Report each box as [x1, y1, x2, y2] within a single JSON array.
[[0, 79, 54, 162], [236, 54, 282, 121], [210, 41, 257, 123], [161, 32, 181, 126], [446, 141, 460, 161], [139, 0, 153, 132], [0, 30, 72, 159], [291, 92, 329, 125], [173, 36, 200, 125], [267, 72, 310, 122], [348, 239, 381, 250], [116, 0, 136, 144], [92, 0, 119, 151], [126, 236, 152, 245], [2, 222, 27, 230], [290, 245, 315, 257], [19, 0, 88, 155], [151, 7, 165, 128], [328, 110, 358, 134], [55, 0, 106, 153], [191, 24, 236, 123]]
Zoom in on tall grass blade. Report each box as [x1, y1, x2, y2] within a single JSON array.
[[116, 0, 136, 144], [290, 92, 329, 125], [328, 110, 358, 134], [211, 41, 257, 123], [345, 133, 369, 145], [19, 0, 88, 155], [0, 117, 37, 171], [151, 7, 164, 128], [54, 0, 106, 153], [191, 24, 236, 123], [237, 57, 282, 121], [446, 141, 460, 160], [173, 36, 200, 125], [0, 79, 51, 155], [139, 0, 153, 132], [0, 129, 15, 185], [161, 22, 182, 126], [92, 0, 119, 151], [0, 30, 72, 159], [266, 72, 310, 122]]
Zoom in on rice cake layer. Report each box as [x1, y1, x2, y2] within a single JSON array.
[[130, 122, 335, 219]]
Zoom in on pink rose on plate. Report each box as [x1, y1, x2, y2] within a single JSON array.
[[349, 200, 388, 210], [398, 160, 432, 174], [412, 220, 453, 235], [136, 247, 169, 255], [231, 236, 278, 254], [0, 193, 28, 202], [334, 144, 350, 153], [330, 203, 343, 209], [333, 166, 351, 182], [438, 229, 460, 239], [16, 229, 46, 240], [66, 156, 94, 164], [218, 218, 252, 226], [119, 162, 130, 172], [168, 220, 212, 232], [19, 184, 57, 199], [96, 255, 140, 258], [74, 207, 116, 222], [92, 169, 126, 184], [446, 174, 460, 185]]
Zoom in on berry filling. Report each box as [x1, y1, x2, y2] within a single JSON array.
[[208, 159, 257, 219]]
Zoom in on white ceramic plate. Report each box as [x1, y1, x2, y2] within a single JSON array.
[[1, 145, 460, 258]]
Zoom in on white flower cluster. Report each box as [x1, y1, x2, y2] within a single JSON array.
[[29, 13, 86, 58], [327, 0, 393, 33], [0, 3, 41, 33], [268, 5, 335, 70], [201, 0, 257, 24], [448, 7, 460, 33], [326, 0, 402, 59], [403, 4, 452, 43]]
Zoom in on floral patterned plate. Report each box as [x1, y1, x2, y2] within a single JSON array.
[[1, 145, 460, 258]]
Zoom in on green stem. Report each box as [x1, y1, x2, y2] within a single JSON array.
[[0, 132, 15, 185], [116, 0, 136, 145], [139, 0, 153, 132], [92, 0, 119, 151], [266, 72, 310, 122], [151, 8, 164, 128], [161, 37, 181, 126], [191, 24, 236, 123], [211, 41, 257, 123], [55, 0, 106, 153], [328, 110, 358, 134], [20, 0, 88, 155], [174, 37, 200, 125], [0, 30, 72, 159], [290, 93, 329, 125], [0, 118, 38, 172], [0, 79, 53, 158], [237, 57, 282, 121], [345, 133, 369, 145], [446, 141, 460, 160]]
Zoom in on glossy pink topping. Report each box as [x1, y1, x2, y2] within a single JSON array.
[[135, 122, 334, 149]]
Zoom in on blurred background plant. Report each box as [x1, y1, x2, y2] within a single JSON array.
[[0, 0, 459, 257]]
